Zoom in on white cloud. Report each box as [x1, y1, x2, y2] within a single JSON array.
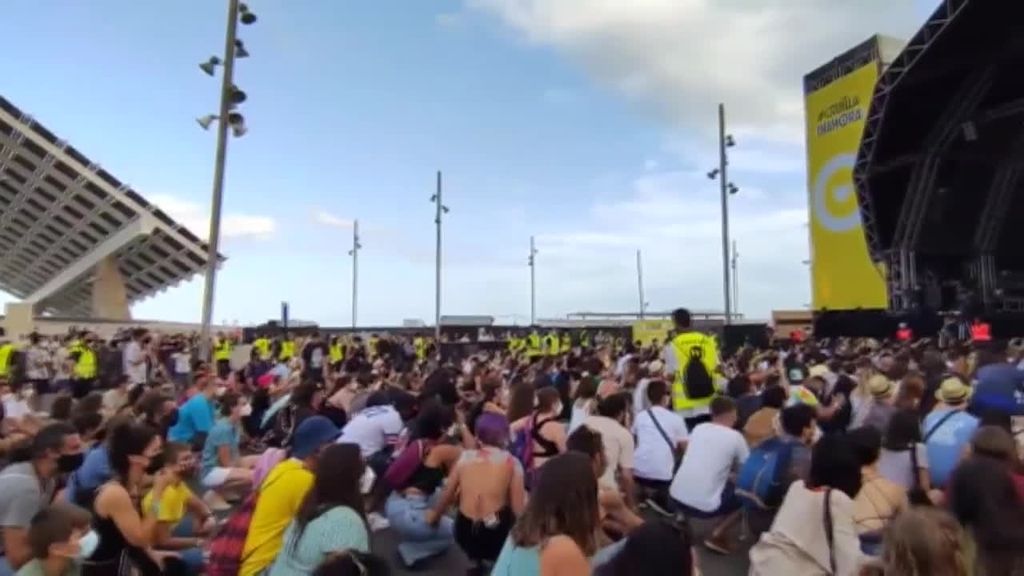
[[312, 209, 354, 229], [150, 194, 276, 240], [467, 0, 920, 137]]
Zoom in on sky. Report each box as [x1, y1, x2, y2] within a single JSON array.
[[0, 0, 938, 327]]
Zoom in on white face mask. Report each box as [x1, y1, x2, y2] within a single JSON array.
[[239, 403, 253, 417], [77, 530, 100, 559]]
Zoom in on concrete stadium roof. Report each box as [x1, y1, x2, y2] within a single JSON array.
[[0, 95, 224, 317]]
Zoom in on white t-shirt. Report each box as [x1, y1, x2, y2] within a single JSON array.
[[337, 405, 404, 458], [582, 415, 635, 488], [670, 422, 749, 512], [24, 346, 50, 381], [568, 399, 595, 435], [632, 406, 688, 482], [171, 352, 191, 375], [123, 341, 147, 385], [632, 379, 652, 416]]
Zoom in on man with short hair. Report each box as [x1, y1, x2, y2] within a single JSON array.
[[583, 393, 637, 506], [632, 380, 688, 510], [0, 423, 83, 574], [18, 503, 93, 576], [664, 308, 720, 431], [122, 328, 148, 389], [167, 375, 216, 449], [670, 396, 749, 554]]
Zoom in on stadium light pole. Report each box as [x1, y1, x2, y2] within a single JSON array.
[[348, 219, 362, 329], [707, 103, 739, 325], [636, 249, 646, 319], [197, 0, 256, 361], [731, 240, 739, 318], [431, 171, 449, 342], [529, 236, 538, 325]]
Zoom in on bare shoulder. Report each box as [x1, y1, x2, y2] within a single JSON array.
[[540, 535, 589, 574]]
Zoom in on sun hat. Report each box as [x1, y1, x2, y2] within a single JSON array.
[[809, 364, 830, 379], [935, 377, 972, 405], [868, 374, 895, 399]]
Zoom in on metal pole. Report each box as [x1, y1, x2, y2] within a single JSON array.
[[351, 219, 359, 329], [199, 0, 240, 361], [434, 171, 442, 342], [636, 249, 646, 319], [529, 236, 537, 325], [718, 103, 732, 325], [732, 240, 739, 317]]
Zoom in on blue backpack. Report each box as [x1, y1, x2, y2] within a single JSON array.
[[736, 437, 800, 510]]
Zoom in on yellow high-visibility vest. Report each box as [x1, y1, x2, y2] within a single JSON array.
[[253, 338, 271, 360], [70, 342, 98, 379], [526, 333, 542, 358], [670, 332, 719, 412], [214, 339, 232, 361], [280, 340, 296, 360], [561, 335, 572, 352], [329, 343, 344, 364], [0, 344, 12, 378], [414, 337, 427, 361]]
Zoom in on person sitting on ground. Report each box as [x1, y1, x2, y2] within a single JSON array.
[[0, 423, 83, 575], [17, 503, 94, 576], [510, 387, 566, 481], [749, 434, 865, 576], [493, 452, 599, 576], [199, 392, 257, 511], [312, 551, 392, 576], [669, 396, 749, 554], [847, 427, 908, 555], [583, 392, 637, 506], [240, 416, 342, 576], [594, 519, 697, 576], [631, 380, 687, 510], [426, 412, 525, 574], [565, 426, 644, 541], [142, 443, 216, 576], [568, 376, 599, 435], [167, 375, 216, 450], [269, 444, 370, 576], [743, 384, 787, 447], [101, 376, 131, 420], [859, 507, 969, 576]]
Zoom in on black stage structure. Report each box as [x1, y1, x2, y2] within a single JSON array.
[[819, 0, 1024, 338]]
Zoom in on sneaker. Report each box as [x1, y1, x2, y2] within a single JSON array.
[[203, 490, 232, 512], [368, 512, 390, 532]]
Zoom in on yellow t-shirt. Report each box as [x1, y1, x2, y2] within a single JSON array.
[[240, 459, 314, 576], [141, 482, 194, 524]]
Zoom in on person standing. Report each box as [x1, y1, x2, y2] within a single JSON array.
[[122, 329, 148, 390], [924, 377, 980, 489], [664, 308, 720, 431]]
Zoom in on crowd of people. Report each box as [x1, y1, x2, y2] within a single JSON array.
[[0, 308, 1021, 575]]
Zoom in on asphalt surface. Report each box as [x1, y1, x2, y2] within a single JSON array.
[[369, 515, 754, 575]]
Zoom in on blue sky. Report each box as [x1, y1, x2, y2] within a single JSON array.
[[1, 1, 936, 327]]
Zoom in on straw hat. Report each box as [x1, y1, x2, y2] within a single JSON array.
[[935, 377, 973, 405], [868, 374, 894, 399], [809, 364, 830, 379]]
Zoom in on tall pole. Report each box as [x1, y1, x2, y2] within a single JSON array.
[[434, 171, 443, 342], [731, 240, 739, 318], [636, 249, 646, 319], [718, 103, 732, 325], [529, 236, 537, 325], [351, 219, 360, 329], [199, 0, 241, 361]]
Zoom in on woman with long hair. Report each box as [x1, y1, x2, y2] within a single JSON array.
[[948, 457, 1024, 576], [493, 452, 599, 576], [568, 376, 599, 434], [595, 520, 697, 576], [426, 412, 526, 574], [510, 387, 566, 477], [83, 421, 175, 576], [860, 508, 970, 576], [269, 443, 370, 576]]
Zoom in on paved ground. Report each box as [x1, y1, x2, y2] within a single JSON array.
[[370, 516, 754, 575]]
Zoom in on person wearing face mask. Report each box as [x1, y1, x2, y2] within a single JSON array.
[[199, 393, 258, 511], [83, 421, 175, 576], [143, 443, 215, 576], [0, 423, 84, 575], [17, 503, 95, 576]]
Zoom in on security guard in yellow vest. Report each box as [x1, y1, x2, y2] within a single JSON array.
[[526, 330, 543, 359], [580, 330, 592, 349], [279, 334, 296, 362], [253, 334, 272, 361], [543, 332, 558, 356], [329, 337, 345, 368], [69, 335, 98, 398], [665, 308, 719, 429], [507, 335, 524, 357], [414, 336, 428, 362], [560, 333, 572, 354], [214, 333, 233, 379], [369, 335, 380, 360], [0, 339, 13, 381]]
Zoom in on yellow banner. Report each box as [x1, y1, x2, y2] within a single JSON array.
[[805, 61, 888, 310], [631, 319, 673, 346]]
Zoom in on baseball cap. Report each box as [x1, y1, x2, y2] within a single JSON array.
[[291, 416, 340, 459]]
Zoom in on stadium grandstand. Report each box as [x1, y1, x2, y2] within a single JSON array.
[[854, 0, 1024, 335], [0, 95, 220, 325]]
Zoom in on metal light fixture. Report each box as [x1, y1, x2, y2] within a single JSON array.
[[725, 134, 736, 147], [229, 86, 247, 106], [227, 112, 247, 137], [196, 114, 218, 130], [239, 3, 257, 25], [707, 168, 720, 180], [199, 56, 221, 76], [234, 39, 249, 58], [728, 183, 739, 195]]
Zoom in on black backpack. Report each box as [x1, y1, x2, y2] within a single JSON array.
[[683, 342, 715, 400]]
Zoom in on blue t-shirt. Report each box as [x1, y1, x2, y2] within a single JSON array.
[[168, 394, 215, 444], [972, 363, 1024, 416], [923, 408, 979, 488], [493, 539, 541, 576], [66, 444, 111, 506], [201, 419, 241, 479]]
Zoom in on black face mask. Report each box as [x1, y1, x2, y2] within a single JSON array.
[[145, 453, 166, 475], [57, 453, 84, 474]]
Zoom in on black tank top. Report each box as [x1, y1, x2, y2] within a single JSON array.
[[82, 482, 163, 576], [532, 415, 560, 458], [406, 464, 446, 494]]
